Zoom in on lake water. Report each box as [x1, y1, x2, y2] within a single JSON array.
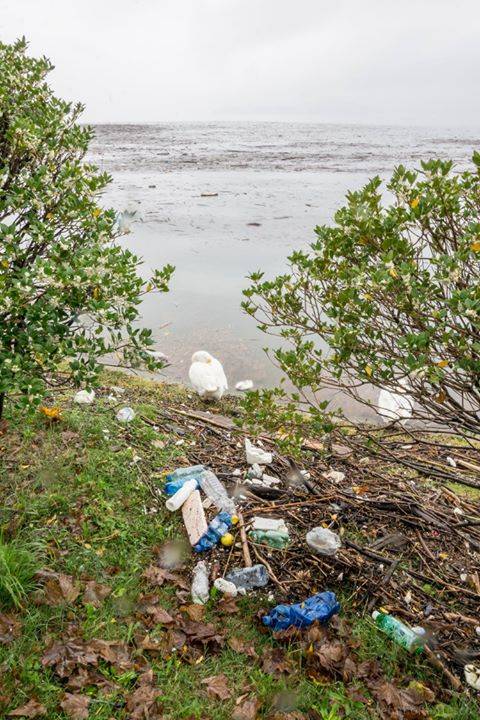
[[88, 122, 479, 403]]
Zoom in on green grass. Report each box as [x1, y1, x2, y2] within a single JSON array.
[[0, 371, 478, 719]]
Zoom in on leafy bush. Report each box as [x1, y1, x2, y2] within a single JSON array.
[[0, 39, 174, 418], [0, 538, 38, 608], [242, 157, 480, 449]]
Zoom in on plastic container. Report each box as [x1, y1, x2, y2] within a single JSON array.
[[191, 561, 209, 604], [116, 406, 135, 423], [262, 591, 340, 630], [165, 464, 204, 482], [164, 466, 205, 496], [250, 529, 290, 549], [165, 478, 199, 511], [213, 578, 238, 597], [193, 512, 233, 552], [198, 470, 236, 514], [372, 611, 425, 652], [226, 564, 269, 590], [306, 527, 341, 557]]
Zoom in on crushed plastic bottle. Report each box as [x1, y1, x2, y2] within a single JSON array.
[[306, 527, 341, 557], [193, 512, 233, 552], [214, 577, 238, 597], [116, 406, 136, 423], [74, 389, 95, 405], [262, 591, 340, 630], [250, 529, 290, 549], [198, 470, 236, 514], [372, 611, 425, 653], [165, 478, 199, 511], [191, 561, 209, 604], [164, 465, 205, 495], [225, 564, 269, 590]]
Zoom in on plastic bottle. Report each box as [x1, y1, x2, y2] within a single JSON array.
[[164, 465, 205, 495], [262, 591, 340, 630], [372, 611, 425, 652], [226, 564, 269, 590], [250, 530, 290, 549], [193, 512, 233, 552], [213, 578, 238, 597], [165, 478, 199, 511], [191, 561, 209, 604], [198, 470, 236, 514]]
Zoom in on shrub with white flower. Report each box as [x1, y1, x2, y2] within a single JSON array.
[[0, 39, 174, 418]]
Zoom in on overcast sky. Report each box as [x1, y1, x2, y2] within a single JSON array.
[[1, 0, 479, 125]]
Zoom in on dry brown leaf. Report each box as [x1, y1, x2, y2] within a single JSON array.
[[141, 605, 175, 626], [228, 636, 258, 658], [126, 669, 162, 720], [82, 581, 111, 608], [142, 565, 189, 590], [181, 603, 206, 621], [232, 696, 261, 720], [60, 693, 90, 720], [0, 613, 21, 645], [201, 674, 232, 701], [261, 647, 293, 677], [8, 699, 46, 717], [34, 570, 80, 606]]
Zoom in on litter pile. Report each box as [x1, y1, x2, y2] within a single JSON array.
[[153, 404, 480, 695]]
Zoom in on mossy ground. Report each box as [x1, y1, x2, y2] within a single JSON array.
[[0, 372, 477, 719]]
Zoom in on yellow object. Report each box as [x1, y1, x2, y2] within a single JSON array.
[[220, 533, 234, 547], [436, 360, 449, 368], [471, 240, 480, 252], [410, 197, 420, 208], [92, 208, 101, 218], [388, 267, 398, 279], [39, 405, 62, 420], [231, 515, 239, 525], [365, 365, 373, 377]]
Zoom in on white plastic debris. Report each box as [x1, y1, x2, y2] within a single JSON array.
[[191, 561, 209, 604], [165, 479, 198, 512], [475, 626, 480, 637], [235, 380, 254, 391], [261, 474, 280, 487], [74, 389, 95, 405], [252, 517, 288, 533], [306, 527, 342, 557], [464, 664, 480, 690], [198, 470, 236, 514], [110, 385, 126, 395], [245, 438, 272, 466], [322, 469, 345, 484], [446, 456, 457, 468], [146, 350, 169, 362], [116, 406, 136, 423], [214, 577, 238, 597], [247, 463, 264, 479], [231, 469, 242, 477]]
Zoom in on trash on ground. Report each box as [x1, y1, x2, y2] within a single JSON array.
[[262, 591, 340, 630], [225, 564, 269, 590], [245, 438, 272, 466], [306, 527, 342, 557], [116, 406, 136, 423], [214, 578, 238, 597], [191, 561, 209, 604], [182, 490, 208, 545], [165, 465, 205, 495], [194, 512, 235, 552], [166, 478, 199, 511], [322, 469, 345, 484], [247, 463, 264, 479], [251, 517, 288, 533], [250, 529, 290, 548], [198, 469, 236, 514], [235, 379, 254, 391], [372, 611, 425, 653], [73, 389, 95, 405], [261, 473, 281, 486], [464, 663, 480, 690]]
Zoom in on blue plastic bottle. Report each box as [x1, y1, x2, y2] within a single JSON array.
[[164, 465, 205, 496], [194, 512, 233, 552], [262, 591, 340, 630]]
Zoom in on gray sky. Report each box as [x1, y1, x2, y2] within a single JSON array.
[[1, 0, 479, 125]]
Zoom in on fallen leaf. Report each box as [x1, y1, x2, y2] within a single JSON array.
[[261, 647, 293, 677], [232, 696, 261, 720], [142, 565, 189, 590], [82, 581, 111, 608], [60, 693, 90, 720], [8, 700, 46, 717], [126, 669, 162, 720], [181, 603, 206, 622], [34, 570, 80, 606], [0, 613, 21, 645], [228, 637, 257, 658], [201, 674, 232, 701]]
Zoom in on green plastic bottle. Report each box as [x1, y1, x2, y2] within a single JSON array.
[[250, 529, 290, 549], [372, 611, 424, 653]]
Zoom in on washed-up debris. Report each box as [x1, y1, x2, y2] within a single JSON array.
[[261, 473, 280, 486], [250, 529, 289, 549], [146, 349, 169, 362], [200, 192, 219, 197], [245, 438, 272, 466], [191, 561, 209, 604], [372, 611, 425, 652], [247, 463, 264, 480], [235, 380, 254, 391], [198, 469, 236, 514], [251, 517, 287, 533], [73, 389, 95, 405], [322, 469, 345, 484], [194, 512, 236, 553], [116, 406, 136, 423], [182, 490, 208, 545], [306, 527, 341, 557], [165, 465, 205, 494], [166, 478, 199, 511], [214, 578, 238, 597], [226, 564, 269, 591], [262, 591, 340, 630], [464, 663, 480, 690]]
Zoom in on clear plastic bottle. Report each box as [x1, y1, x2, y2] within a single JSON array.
[[225, 564, 269, 590], [250, 529, 290, 549], [191, 561, 209, 604], [198, 470, 236, 514], [372, 611, 424, 652], [164, 465, 205, 495], [193, 512, 233, 552]]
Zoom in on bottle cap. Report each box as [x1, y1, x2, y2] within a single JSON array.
[[372, 610, 380, 620]]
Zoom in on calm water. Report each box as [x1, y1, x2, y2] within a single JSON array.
[[89, 122, 479, 405]]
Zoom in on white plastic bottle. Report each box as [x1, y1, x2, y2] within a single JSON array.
[[191, 561, 209, 604], [165, 478, 198, 511]]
